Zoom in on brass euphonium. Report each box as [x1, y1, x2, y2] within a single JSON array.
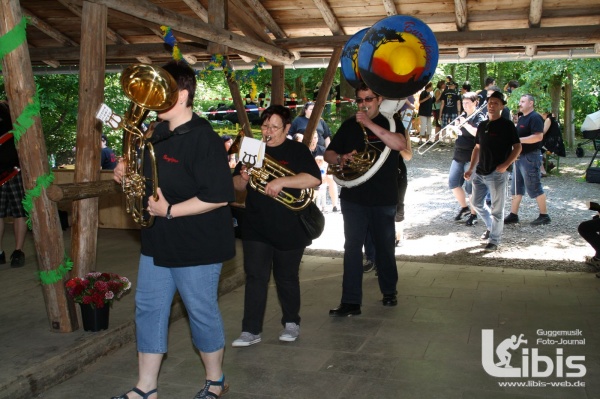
[[97, 64, 179, 226], [232, 133, 313, 211]]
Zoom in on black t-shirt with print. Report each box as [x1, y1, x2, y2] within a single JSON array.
[[327, 113, 400, 206], [234, 139, 321, 251], [517, 111, 544, 154], [441, 90, 460, 115], [140, 114, 236, 267]]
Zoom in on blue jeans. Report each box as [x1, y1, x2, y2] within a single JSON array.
[[510, 151, 544, 198], [448, 159, 472, 194], [135, 255, 225, 353], [341, 199, 398, 304], [471, 171, 509, 245]]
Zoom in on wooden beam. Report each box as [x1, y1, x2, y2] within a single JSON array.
[[312, 0, 344, 36], [382, 0, 398, 16], [454, 0, 468, 32], [243, 0, 287, 39], [207, 0, 227, 55], [0, 0, 77, 332], [458, 47, 469, 58], [21, 7, 79, 46], [525, 45, 537, 56], [274, 26, 600, 49], [224, 58, 252, 138], [47, 180, 120, 202], [71, 1, 107, 283], [181, 0, 208, 22], [302, 46, 343, 148], [229, 0, 273, 43], [529, 0, 544, 28], [86, 0, 295, 64], [595, 43, 600, 54], [56, 0, 152, 64], [271, 65, 285, 106]]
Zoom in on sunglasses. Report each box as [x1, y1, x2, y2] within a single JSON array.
[[355, 96, 378, 104]]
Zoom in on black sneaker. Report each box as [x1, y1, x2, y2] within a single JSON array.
[[484, 243, 498, 252], [382, 294, 398, 307], [454, 207, 470, 221], [329, 303, 361, 317], [10, 250, 25, 268], [363, 260, 376, 273], [465, 214, 477, 226], [481, 230, 490, 240], [0, 251, 5, 265], [530, 214, 551, 226], [504, 213, 519, 224]]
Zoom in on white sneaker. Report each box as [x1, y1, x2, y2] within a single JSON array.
[[232, 332, 261, 347], [279, 322, 300, 342]]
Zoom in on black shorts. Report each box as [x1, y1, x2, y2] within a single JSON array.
[[0, 172, 26, 218]]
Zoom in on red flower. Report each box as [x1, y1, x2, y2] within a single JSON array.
[[65, 272, 131, 309]]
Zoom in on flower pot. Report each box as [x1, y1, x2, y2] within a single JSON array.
[[79, 303, 110, 332]]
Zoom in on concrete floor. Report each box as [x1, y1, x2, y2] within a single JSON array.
[[2, 223, 600, 399]]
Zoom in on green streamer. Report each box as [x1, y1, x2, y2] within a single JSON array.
[[38, 255, 74, 285], [0, 16, 28, 63], [21, 171, 54, 229], [10, 91, 41, 143]]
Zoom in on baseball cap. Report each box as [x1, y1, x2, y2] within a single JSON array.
[[488, 90, 507, 105]]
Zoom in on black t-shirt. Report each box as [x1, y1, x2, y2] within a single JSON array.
[[441, 90, 460, 115], [475, 117, 520, 176], [289, 116, 332, 154], [517, 111, 544, 154], [418, 91, 433, 117], [234, 139, 321, 251], [140, 114, 236, 267], [101, 147, 117, 170], [327, 113, 400, 206], [453, 112, 487, 163]]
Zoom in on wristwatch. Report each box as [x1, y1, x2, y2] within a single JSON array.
[[166, 204, 173, 220]]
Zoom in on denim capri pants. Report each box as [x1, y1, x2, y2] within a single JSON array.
[[135, 254, 225, 354], [448, 159, 472, 194], [510, 151, 544, 198]]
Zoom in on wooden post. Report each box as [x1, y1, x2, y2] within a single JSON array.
[[564, 72, 574, 148], [271, 65, 285, 106], [0, 0, 77, 332], [71, 1, 107, 277], [302, 47, 343, 147], [224, 58, 252, 138]]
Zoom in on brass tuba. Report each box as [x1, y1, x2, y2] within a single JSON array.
[[233, 133, 313, 211], [97, 64, 179, 226]]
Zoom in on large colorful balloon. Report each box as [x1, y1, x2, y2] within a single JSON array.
[[357, 15, 439, 99], [340, 28, 369, 89]]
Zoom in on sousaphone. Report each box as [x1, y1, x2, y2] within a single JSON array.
[[330, 15, 439, 188]]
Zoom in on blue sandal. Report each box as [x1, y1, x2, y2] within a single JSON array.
[[112, 387, 157, 399], [193, 375, 229, 398]]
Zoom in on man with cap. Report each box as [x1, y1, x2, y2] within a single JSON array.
[[101, 134, 118, 170], [439, 81, 462, 131], [504, 94, 550, 226], [464, 91, 521, 251]]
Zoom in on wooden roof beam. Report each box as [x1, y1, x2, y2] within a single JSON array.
[[529, 0, 544, 28], [312, 0, 345, 36], [382, 0, 398, 16], [22, 7, 78, 47], [86, 0, 295, 64], [181, 0, 208, 22], [207, 0, 228, 55], [454, 0, 468, 32], [243, 0, 287, 39], [55, 0, 151, 64], [274, 25, 600, 49], [229, 0, 274, 43]]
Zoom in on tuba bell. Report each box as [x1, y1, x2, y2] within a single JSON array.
[[332, 15, 438, 187], [96, 64, 179, 226]]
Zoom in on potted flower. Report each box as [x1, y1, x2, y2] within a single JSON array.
[[65, 272, 131, 331]]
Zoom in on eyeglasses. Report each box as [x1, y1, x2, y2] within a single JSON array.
[[261, 124, 283, 132], [355, 96, 378, 104]]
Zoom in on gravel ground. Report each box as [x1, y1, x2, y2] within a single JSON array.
[[306, 138, 600, 272]]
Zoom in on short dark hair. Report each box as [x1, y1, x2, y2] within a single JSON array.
[[162, 61, 196, 107], [462, 82, 472, 92], [355, 81, 378, 97], [485, 76, 496, 86], [260, 105, 291, 126], [508, 80, 519, 89]]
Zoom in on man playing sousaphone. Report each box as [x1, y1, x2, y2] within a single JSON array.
[[325, 82, 408, 316]]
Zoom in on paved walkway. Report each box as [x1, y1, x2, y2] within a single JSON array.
[[2, 219, 600, 398]]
